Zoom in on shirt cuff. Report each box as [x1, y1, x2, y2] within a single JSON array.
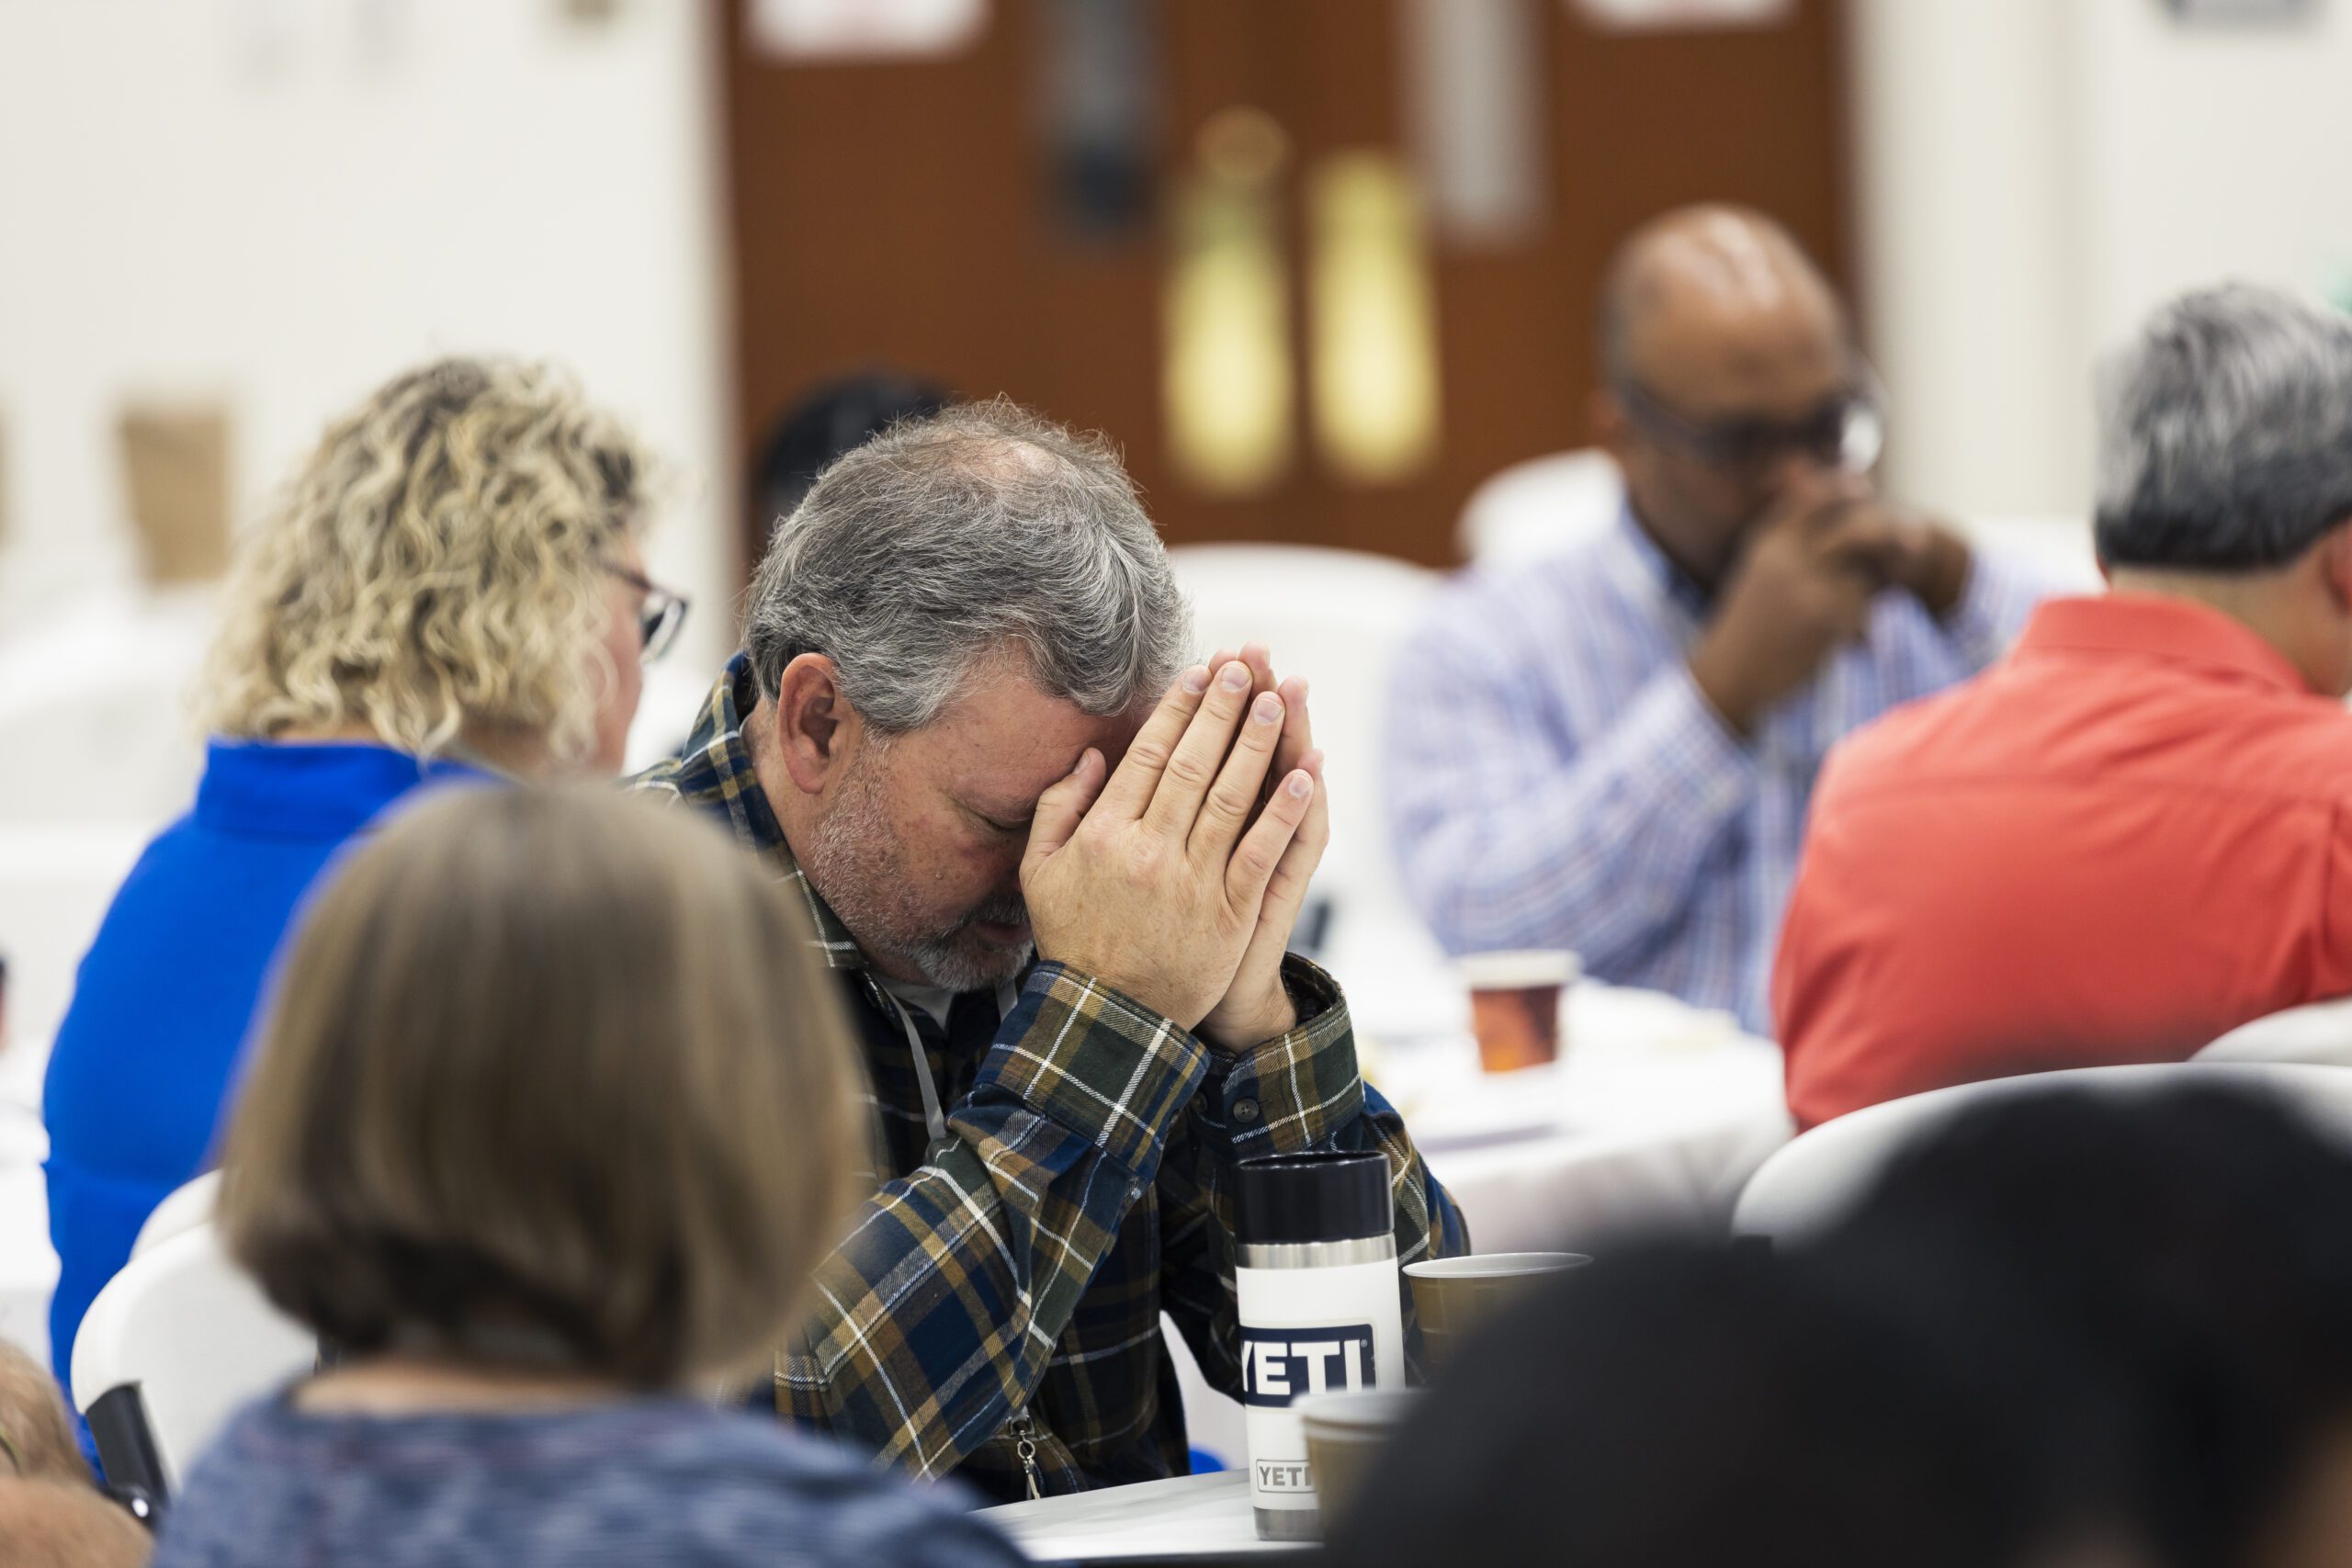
[[978, 963, 1212, 1179], [1204, 956, 1364, 1155]]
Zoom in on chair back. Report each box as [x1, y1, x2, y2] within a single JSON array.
[[0, 589, 212, 824], [1952, 515, 2102, 594], [1733, 1062, 2352, 1244], [132, 1171, 221, 1259], [1167, 545, 1452, 1021], [1456, 449, 1623, 566], [2194, 998, 2352, 1067], [71, 1221, 314, 1494]]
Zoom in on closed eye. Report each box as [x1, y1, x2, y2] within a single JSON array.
[[961, 803, 1032, 837]]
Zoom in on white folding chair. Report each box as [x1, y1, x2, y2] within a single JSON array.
[[0, 588, 213, 825], [1732, 1062, 2352, 1245], [2194, 999, 2352, 1067], [1167, 546, 1454, 1027], [1455, 448, 1624, 567], [131, 1171, 221, 1260], [1952, 515, 2102, 595], [71, 1221, 315, 1498]]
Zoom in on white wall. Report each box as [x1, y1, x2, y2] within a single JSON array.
[[1852, 0, 2352, 527], [1848, 0, 2092, 524], [0, 0, 734, 673]]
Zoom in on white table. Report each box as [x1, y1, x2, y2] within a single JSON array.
[[1378, 982, 1794, 1253], [978, 1471, 1303, 1563], [1170, 981, 1792, 1470]]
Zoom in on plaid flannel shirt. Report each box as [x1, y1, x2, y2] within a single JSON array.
[[632, 655, 1467, 1502]]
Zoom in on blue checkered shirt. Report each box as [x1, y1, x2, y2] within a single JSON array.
[[1384, 508, 2043, 1035]]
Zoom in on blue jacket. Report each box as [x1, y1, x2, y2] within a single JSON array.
[[42, 741, 485, 1393]]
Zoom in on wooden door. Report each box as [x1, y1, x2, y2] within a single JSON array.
[[723, 0, 1849, 568]]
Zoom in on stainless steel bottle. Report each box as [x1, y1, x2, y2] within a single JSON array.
[[1232, 1151, 1405, 1541]]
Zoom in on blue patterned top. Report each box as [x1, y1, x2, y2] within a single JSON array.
[[150, 1393, 1026, 1568]]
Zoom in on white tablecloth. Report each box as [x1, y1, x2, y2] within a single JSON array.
[[1378, 982, 1793, 1253], [978, 1471, 1301, 1562]]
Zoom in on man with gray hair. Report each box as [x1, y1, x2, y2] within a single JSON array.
[[636, 398, 1464, 1498], [1775, 283, 2352, 1129]]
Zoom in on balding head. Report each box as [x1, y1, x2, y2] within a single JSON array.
[[1591, 205, 1859, 586], [1599, 205, 1846, 397]]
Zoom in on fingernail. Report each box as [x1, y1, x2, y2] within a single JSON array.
[[1253, 693, 1283, 725], [1292, 676, 1309, 702], [1286, 772, 1312, 799], [1182, 665, 1210, 694], [1219, 662, 1251, 692]]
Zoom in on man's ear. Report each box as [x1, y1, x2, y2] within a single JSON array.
[[771, 652, 862, 798], [2317, 519, 2352, 613]]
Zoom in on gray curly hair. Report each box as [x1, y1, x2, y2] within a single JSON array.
[[743, 396, 1190, 733]]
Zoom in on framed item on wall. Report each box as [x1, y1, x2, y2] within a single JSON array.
[[2163, 0, 2320, 22]]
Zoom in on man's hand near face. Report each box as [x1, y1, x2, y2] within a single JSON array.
[[1686, 476, 1974, 738], [1877, 509, 1974, 621], [1191, 644, 1329, 1050], [1020, 657, 1318, 1038]]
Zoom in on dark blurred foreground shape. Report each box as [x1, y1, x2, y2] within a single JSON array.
[[1329, 1084, 2352, 1568], [747, 371, 951, 536]]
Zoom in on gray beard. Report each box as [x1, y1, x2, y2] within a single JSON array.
[[798, 758, 1032, 993], [893, 900, 1033, 993]]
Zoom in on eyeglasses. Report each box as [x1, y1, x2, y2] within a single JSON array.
[[1614, 365, 1887, 479], [604, 562, 690, 663]]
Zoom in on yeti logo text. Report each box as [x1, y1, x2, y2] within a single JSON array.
[[1238, 1325, 1376, 1408], [1256, 1461, 1314, 1493]]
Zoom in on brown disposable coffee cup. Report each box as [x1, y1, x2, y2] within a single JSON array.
[[1294, 1388, 1424, 1532], [1406, 1251, 1590, 1380], [1458, 951, 1579, 1073]]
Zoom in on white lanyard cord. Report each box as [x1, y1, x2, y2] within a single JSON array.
[[883, 980, 1019, 1145]]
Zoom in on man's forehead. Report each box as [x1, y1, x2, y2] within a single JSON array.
[[909, 657, 1146, 807], [1636, 293, 1847, 416]]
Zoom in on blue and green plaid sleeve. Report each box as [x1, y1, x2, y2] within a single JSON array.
[[1158, 954, 1471, 1399], [780, 962, 1211, 1480]]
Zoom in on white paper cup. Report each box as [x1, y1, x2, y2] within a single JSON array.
[[1455, 950, 1581, 1072], [1295, 1388, 1426, 1530], [1405, 1251, 1592, 1375]]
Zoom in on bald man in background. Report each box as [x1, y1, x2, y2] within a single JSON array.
[[1385, 206, 2043, 1034]]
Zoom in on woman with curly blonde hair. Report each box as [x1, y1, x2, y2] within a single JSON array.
[[41, 356, 688, 1416]]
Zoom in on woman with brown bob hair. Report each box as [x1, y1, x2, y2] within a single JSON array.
[[150, 786, 1024, 1568]]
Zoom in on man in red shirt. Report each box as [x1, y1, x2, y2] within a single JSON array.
[[1776, 284, 2352, 1129]]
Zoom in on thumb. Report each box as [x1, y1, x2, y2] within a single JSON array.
[[1022, 748, 1106, 879]]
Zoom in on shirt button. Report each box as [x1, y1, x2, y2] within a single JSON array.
[[1233, 1097, 1261, 1124]]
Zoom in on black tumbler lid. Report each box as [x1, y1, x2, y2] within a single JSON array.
[[1235, 1152, 1393, 1247]]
